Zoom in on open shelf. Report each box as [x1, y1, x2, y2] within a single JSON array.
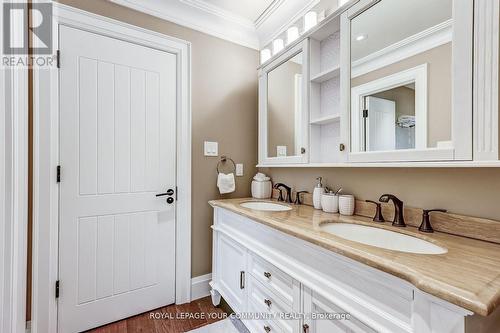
[[310, 66, 340, 83], [310, 114, 341, 125]]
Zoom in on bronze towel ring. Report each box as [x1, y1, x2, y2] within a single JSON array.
[[217, 155, 236, 174]]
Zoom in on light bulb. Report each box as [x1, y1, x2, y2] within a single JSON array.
[[286, 27, 299, 45], [260, 49, 271, 64], [304, 11, 318, 32], [355, 34, 368, 41], [273, 39, 284, 54]]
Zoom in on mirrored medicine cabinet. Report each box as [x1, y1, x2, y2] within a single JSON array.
[[258, 0, 498, 167]]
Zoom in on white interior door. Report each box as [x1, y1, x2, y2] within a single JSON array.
[[58, 25, 177, 332], [366, 96, 396, 151]]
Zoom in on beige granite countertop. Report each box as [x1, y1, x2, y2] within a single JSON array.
[[209, 198, 500, 316]]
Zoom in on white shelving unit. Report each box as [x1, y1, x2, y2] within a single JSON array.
[[310, 114, 340, 125], [309, 22, 343, 163], [310, 65, 340, 83]]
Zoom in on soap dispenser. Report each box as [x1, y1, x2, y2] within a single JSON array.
[[313, 177, 325, 210]]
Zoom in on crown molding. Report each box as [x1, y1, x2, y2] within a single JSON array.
[[352, 19, 453, 78], [108, 0, 331, 51], [108, 0, 260, 49], [255, 0, 286, 28], [180, 0, 255, 29]]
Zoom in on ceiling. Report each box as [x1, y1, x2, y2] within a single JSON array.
[[351, 0, 452, 60], [204, 0, 276, 24], [110, 0, 321, 49]]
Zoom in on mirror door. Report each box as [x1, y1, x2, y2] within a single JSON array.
[[343, 0, 473, 162], [259, 40, 309, 165]]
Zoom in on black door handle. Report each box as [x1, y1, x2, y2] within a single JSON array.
[[156, 189, 174, 197]]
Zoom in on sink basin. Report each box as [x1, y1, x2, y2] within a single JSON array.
[[240, 201, 292, 212], [320, 223, 447, 254]]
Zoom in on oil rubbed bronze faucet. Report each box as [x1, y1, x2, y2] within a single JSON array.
[[294, 191, 309, 205], [274, 183, 293, 203], [379, 194, 406, 227], [419, 209, 447, 233]]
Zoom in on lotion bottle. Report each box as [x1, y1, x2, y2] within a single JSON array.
[[313, 177, 325, 209]]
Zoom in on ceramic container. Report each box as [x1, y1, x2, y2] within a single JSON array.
[[251, 180, 272, 199], [321, 193, 339, 213], [339, 195, 355, 216]]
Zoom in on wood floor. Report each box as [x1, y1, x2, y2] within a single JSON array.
[[87, 297, 227, 333]]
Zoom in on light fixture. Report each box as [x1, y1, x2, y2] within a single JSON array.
[[260, 49, 271, 64], [317, 10, 326, 22], [286, 27, 299, 45], [355, 33, 368, 41], [304, 11, 318, 32], [273, 39, 284, 54]]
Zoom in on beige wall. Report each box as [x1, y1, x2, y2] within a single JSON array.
[[352, 43, 452, 147], [373, 86, 415, 118], [259, 167, 500, 221], [54, 0, 259, 277], [268, 61, 301, 157]]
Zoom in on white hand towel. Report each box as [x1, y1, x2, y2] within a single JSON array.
[[253, 172, 270, 181], [217, 173, 236, 194]]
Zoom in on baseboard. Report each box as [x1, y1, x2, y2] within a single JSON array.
[[191, 273, 212, 301]]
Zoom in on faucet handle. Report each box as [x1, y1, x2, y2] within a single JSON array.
[[294, 191, 309, 205], [366, 200, 385, 223], [419, 209, 447, 233], [276, 188, 284, 202], [423, 209, 447, 214]]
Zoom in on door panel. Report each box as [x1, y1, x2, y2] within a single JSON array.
[[217, 233, 247, 313], [59, 25, 177, 332], [366, 96, 396, 151]]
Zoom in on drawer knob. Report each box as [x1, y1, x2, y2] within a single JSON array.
[[264, 325, 271, 332], [264, 299, 272, 307], [264, 272, 272, 279]]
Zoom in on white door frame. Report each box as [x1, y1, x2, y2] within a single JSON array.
[[351, 64, 428, 153], [1, 2, 29, 332], [31, 4, 192, 332]]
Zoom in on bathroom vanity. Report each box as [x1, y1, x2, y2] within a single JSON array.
[[209, 199, 500, 333]]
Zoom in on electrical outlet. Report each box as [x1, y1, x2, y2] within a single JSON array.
[[277, 146, 287, 157], [236, 163, 243, 176]]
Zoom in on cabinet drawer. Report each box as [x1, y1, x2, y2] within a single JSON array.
[[248, 254, 294, 306], [245, 300, 284, 333], [248, 275, 294, 333], [304, 288, 378, 333]]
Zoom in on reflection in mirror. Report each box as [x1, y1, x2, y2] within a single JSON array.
[[350, 0, 452, 153], [267, 52, 303, 157]]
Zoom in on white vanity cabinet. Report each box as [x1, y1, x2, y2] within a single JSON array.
[[302, 288, 377, 333], [213, 232, 247, 313], [210, 207, 472, 333]]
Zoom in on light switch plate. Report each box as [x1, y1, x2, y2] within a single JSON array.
[[204, 141, 218, 156], [277, 146, 287, 157], [236, 163, 243, 176]]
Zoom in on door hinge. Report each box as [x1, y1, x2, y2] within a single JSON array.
[[56, 50, 60, 68], [363, 109, 369, 118], [55, 280, 60, 298], [175, 186, 178, 201], [57, 165, 61, 183]]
